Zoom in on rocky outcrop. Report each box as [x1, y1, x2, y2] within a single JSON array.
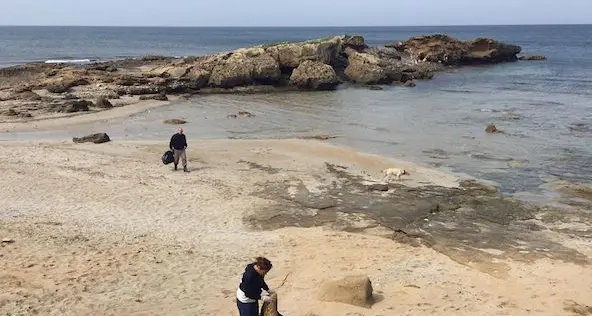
[[0, 33, 525, 118], [464, 38, 521, 64], [73, 133, 111, 144], [344, 51, 388, 84], [343, 50, 403, 85], [208, 48, 281, 87], [290, 60, 339, 90], [396, 34, 521, 65], [264, 36, 343, 68]]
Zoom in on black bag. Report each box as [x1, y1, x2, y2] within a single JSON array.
[[162, 150, 174, 165]]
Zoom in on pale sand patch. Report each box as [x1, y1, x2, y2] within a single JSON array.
[[0, 140, 590, 316]]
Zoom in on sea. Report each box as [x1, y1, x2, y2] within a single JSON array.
[[1, 25, 591, 200]]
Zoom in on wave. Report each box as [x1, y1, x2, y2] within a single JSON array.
[[44, 59, 93, 64]]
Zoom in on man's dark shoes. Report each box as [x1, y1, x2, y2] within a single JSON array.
[[174, 164, 178, 171], [183, 167, 189, 173]]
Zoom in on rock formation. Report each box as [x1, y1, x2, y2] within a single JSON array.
[[0, 33, 524, 118], [290, 60, 339, 90], [393, 34, 521, 65]]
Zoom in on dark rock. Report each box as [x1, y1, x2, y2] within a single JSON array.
[[67, 78, 90, 87], [46, 83, 71, 94], [226, 111, 255, 118], [142, 55, 169, 61], [139, 93, 168, 101], [2, 109, 33, 118], [1, 90, 42, 101], [95, 97, 113, 109], [385, 41, 406, 51], [63, 93, 80, 100], [399, 34, 521, 65], [290, 60, 339, 90], [51, 100, 93, 113], [367, 184, 389, 192], [238, 111, 255, 117], [163, 119, 187, 124], [342, 35, 367, 50], [164, 81, 200, 93], [464, 38, 521, 64], [46, 78, 90, 93], [400, 34, 469, 65], [183, 68, 211, 88], [366, 85, 383, 90], [519, 55, 546, 61], [73, 133, 111, 144], [90, 64, 118, 72], [364, 46, 402, 60], [97, 91, 120, 99], [46, 70, 58, 77], [113, 75, 149, 86], [116, 85, 164, 96]]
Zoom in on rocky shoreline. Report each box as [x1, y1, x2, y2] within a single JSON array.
[[0, 33, 532, 120]]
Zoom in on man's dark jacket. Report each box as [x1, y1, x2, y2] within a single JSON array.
[[169, 133, 187, 150]]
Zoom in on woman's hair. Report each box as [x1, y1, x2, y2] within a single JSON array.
[[254, 257, 273, 271]]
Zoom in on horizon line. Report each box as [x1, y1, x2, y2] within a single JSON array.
[[0, 23, 590, 28]]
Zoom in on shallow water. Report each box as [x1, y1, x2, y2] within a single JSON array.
[[7, 66, 590, 199]]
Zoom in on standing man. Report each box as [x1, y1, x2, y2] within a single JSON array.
[[169, 128, 188, 172]]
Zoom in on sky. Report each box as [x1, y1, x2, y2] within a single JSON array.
[[0, 0, 591, 27]]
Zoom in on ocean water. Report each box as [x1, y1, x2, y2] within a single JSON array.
[[1, 25, 591, 197]]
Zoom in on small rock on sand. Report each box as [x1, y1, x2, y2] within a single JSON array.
[[227, 111, 255, 119], [2, 238, 15, 244], [485, 123, 500, 134], [73, 133, 111, 144], [95, 97, 113, 109], [318, 275, 374, 308], [163, 119, 187, 125]]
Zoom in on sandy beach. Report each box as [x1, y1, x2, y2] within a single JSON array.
[[1, 109, 591, 316]]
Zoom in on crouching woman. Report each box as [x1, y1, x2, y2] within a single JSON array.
[[236, 257, 275, 316]]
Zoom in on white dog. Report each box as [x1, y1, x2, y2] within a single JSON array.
[[381, 168, 410, 181]]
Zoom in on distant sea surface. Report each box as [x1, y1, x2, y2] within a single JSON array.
[[1, 25, 591, 199]]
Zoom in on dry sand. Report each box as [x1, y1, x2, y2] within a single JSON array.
[[1, 135, 591, 315]]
